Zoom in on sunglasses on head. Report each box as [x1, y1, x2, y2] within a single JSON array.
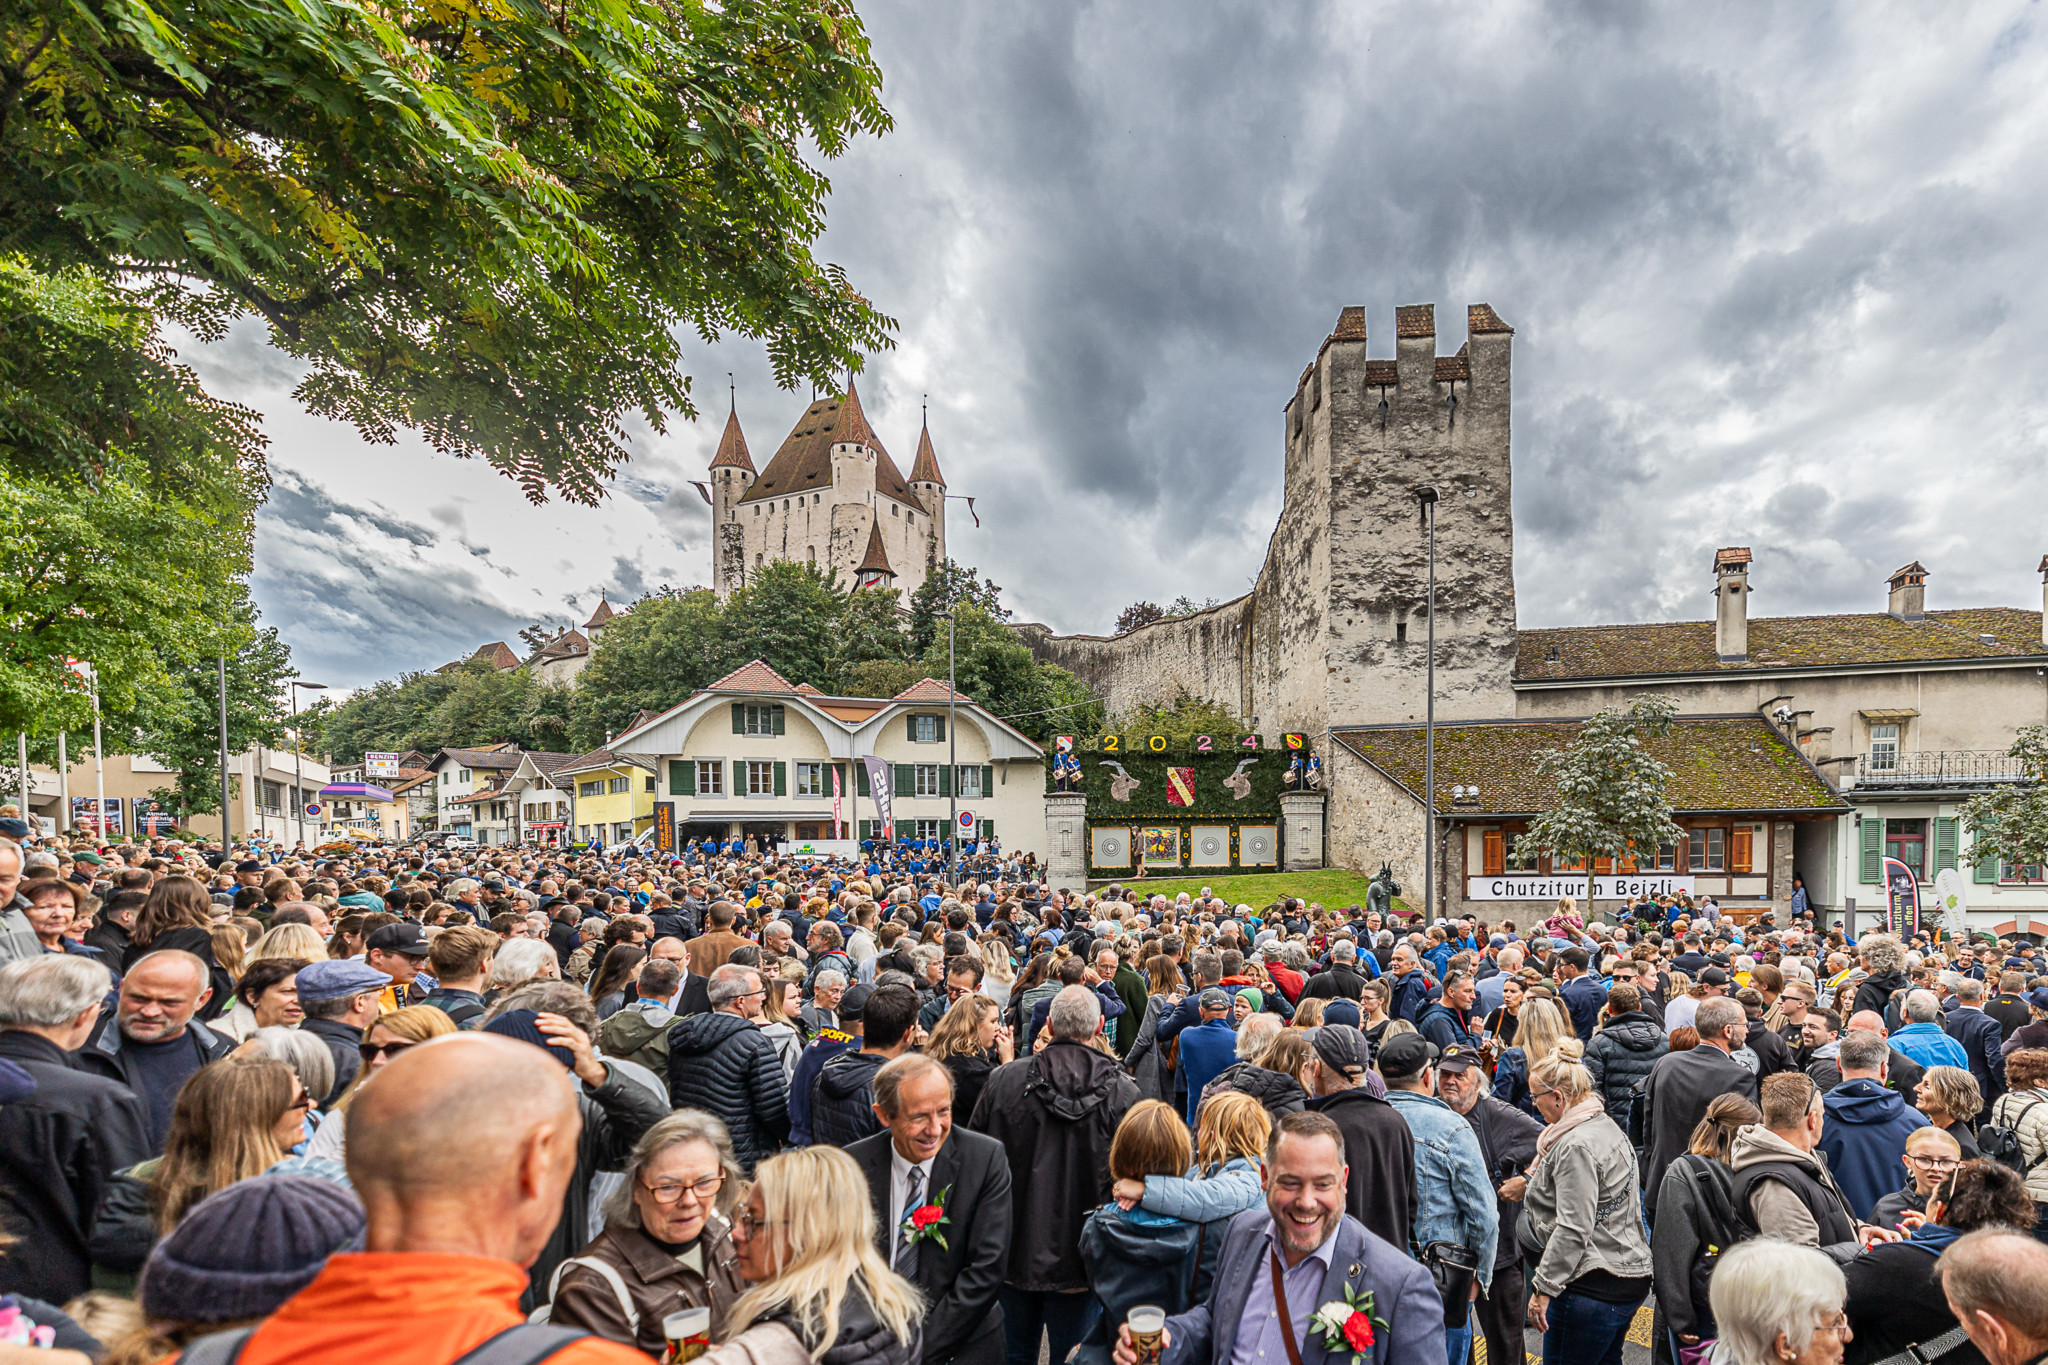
[[359, 1039, 417, 1063]]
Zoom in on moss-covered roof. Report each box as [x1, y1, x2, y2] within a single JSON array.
[[1516, 608, 2047, 681], [1333, 716, 1847, 816]]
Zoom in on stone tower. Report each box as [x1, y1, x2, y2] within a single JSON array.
[[1317, 303, 1518, 726], [708, 402, 755, 593], [908, 413, 947, 574]]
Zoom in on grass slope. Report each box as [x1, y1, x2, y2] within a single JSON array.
[[1090, 868, 1410, 913]]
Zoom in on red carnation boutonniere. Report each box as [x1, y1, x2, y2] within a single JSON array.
[[901, 1184, 951, 1251], [1308, 1284, 1385, 1365]]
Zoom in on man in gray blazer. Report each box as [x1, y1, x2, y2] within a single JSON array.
[[1113, 1111, 1444, 1365]]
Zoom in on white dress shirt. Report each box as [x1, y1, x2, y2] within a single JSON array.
[[888, 1145, 938, 1264]]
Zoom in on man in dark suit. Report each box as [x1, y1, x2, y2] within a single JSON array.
[[1641, 996, 1759, 1216], [848, 1053, 1012, 1365], [1111, 1110, 1443, 1365], [647, 938, 712, 1017]]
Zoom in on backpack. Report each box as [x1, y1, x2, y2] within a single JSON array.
[[529, 1255, 639, 1333], [1979, 1090, 2048, 1175], [1625, 1071, 1654, 1151], [1678, 1154, 1748, 1338]]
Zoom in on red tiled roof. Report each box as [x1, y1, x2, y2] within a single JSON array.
[[1396, 304, 1435, 338], [909, 421, 945, 486], [474, 641, 519, 670], [1517, 607, 2048, 681], [857, 520, 895, 578], [892, 678, 967, 702], [1330, 306, 1367, 341], [795, 683, 825, 695], [706, 659, 800, 694], [1434, 348, 1470, 383], [533, 628, 589, 662], [1363, 360, 1399, 387], [709, 407, 754, 472], [584, 599, 616, 629], [1467, 304, 1514, 336], [1334, 716, 1845, 816], [1715, 547, 1753, 569], [739, 384, 917, 508]]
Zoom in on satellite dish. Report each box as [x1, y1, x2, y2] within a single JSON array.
[[1933, 868, 1969, 940]]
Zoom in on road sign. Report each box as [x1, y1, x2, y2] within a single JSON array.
[[957, 809, 977, 831], [304, 803, 323, 817]]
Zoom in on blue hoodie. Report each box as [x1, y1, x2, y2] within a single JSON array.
[[1818, 1077, 1927, 1219]]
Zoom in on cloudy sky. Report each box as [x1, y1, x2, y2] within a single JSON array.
[[186, 1, 2048, 690]]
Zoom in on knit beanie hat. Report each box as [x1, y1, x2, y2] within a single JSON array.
[[481, 1008, 575, 1068], [139, 1176, 366, 1323]]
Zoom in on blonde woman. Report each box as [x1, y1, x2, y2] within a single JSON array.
[[713, 1147, 922, 1365], [248, 922, 326, 964], [979, 938, 1017, 1009], [1519, 1038, 1654, 1365], [1494, 998, 1571, 1118], [302, 1005, 458, 1163], [923, 994, 1012, 1120]]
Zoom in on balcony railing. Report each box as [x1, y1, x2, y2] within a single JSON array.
[[1851, 750, 2030, 789]]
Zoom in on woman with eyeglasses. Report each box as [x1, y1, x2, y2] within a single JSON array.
[[548, 1110, 747, 1356], [301, 1005, 458, 1163], [1843, 1159, 2035, 1365], [1707, 1240, 1851, 1365], [706, 1146, 922, 1365]]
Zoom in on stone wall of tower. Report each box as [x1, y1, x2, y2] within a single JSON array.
[[710, 465, 752, 594], [1018, 303, 1518, 734]]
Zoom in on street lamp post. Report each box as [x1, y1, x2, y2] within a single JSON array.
[[940, 604, 959, 889], [218, 656, 232, 847], [289, 680, 327, 849], [1414, 486, 1440, 925]]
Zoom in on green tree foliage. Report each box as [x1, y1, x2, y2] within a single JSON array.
[[3, 0, 896, 501], [0, 263, 268, 735], [1962, 726, 2048, 873], [569, 590, 732, 749], [134, 604, 294, 818], [916, 604, 1100, 744], [837, 584, 909, 672], [720, 561, 845, 690], [842, 659, 923, 700], [1525, 694, 1684, 913], [1101, 688, 1244, 745], [908, 560, 1006, 657]]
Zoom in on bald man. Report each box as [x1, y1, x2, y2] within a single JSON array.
[[186, 1033, 649, 1364]]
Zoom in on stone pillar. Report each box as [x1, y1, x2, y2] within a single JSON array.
[[1280, 792, 1327, 872], [1772, 821, 1796, 914], [1044, 792, 1088, 896]]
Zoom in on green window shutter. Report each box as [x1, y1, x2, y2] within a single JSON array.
[[1975, 841, 2000, 883], [734, 761, 746, 795], [938, 765, 952, 797], [668, 760, 692, 796], [982, 820, 995, 840], [895, 820, 914, 841], [1934, 817, 1959, 874], [982, 765, 994, 796], [772, 706, 785, 736], [1860, 819, 1883, 883], [859, 819, 872, 840], [732, 704, 745, 734], [773, 762, 787, 796], [895, 764, 914, 798], [935, 715, 946, 741], [856, 763, 870, 796], [907, 716, 918, 742]]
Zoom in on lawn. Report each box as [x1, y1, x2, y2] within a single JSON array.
[[1091, 868, 1411, 915]]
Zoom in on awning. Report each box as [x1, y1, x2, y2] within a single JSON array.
[[527, 822, 567, 830], [320, 782, 395, 802]]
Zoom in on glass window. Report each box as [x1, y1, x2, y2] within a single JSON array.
[[608, 777, 630, 794], [912, 715, 939, 743], [1701, 827, 1727, 872], [794, 762, 825, 798], [1869, 724, 1900, 772], [645, 776, 657, 792], [738, 704, 783, 735], [695, 761, 723, 797], [1886, 818, 1927, 879], [1655, 842, 1677, 871], [1504, 832, 1539, 870], [578, 780, 602, 797], [747, 761, 775, 796], [956, 766, 983, 798], [915, 819, 944, 841], [914, 764, 942, 797]]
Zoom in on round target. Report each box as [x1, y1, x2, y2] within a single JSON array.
[[1198, 834, 1223, 857], [1245, 832, 1272, 857]]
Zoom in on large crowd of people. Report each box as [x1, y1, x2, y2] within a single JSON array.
[[2, 822, 2048, 1365]]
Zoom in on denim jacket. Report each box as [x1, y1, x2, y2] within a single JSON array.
[[1385, 1089, 1500, 1290]]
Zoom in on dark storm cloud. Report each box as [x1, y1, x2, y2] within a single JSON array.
[[197, 0, 2048, 668]]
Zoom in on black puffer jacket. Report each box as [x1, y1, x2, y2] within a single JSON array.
[[1584, 1012, 1668, 1123], [1197, 1061, 1307, 1118], [666, 1011, 789, 1173], [1853, 971, 1911, 1025], [810, 1049, 887, 1147]]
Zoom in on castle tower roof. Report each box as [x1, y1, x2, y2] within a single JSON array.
[[909, 415, 946, 486], [740, 385, 917, 507], [856, 519, 896, 581], [584, 598, 616, 630], [709, 404, 754, 472]]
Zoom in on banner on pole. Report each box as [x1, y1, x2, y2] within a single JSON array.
[[1883, 856, 1922, 937], [831, 765, 843, 839], [861, 756, 892, 838]]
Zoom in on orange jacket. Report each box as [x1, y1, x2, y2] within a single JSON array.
[[176, 1252, 652, 1365]]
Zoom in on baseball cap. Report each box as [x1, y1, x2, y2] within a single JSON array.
[[1321, 999, 1362, 1028], [839, 983, 875, 1022], [1437, 1044, 1482, 1074], [74, 852, 105, 866], [1699, 967, 1731, 987], [1377, 1032, 1438, 1080], [1199, 987, 1232, 1012], [2027, 986, 2048, 1011], [1311, 1024, 1370, 1076], [295, 960, 392, 1004], [364, 922, 430, 957]]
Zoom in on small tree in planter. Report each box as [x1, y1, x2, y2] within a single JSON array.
[[1526, 695, 1683, 925]]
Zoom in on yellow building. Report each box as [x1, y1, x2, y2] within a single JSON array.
[[560, 748, 659, 847]]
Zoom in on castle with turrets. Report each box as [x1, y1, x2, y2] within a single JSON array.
[[705, 382, 947, 598]]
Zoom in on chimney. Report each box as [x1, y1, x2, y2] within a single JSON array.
[[1886, 561, 1927, 621], [1714, 547, 1752, 661], [2039, 555, 2047, 647]]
